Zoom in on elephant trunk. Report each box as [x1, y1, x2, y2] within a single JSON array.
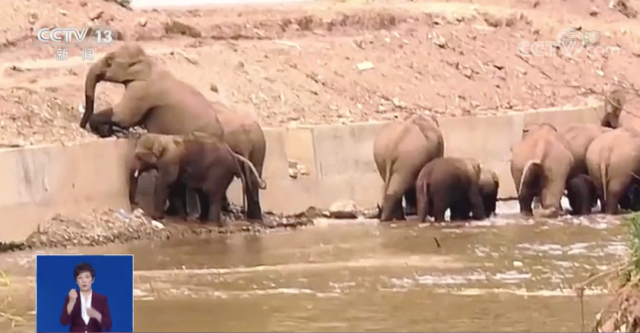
[[80, 59, 106, 129]]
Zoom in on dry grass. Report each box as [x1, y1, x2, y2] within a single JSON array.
[[0, 271, 25, 328]]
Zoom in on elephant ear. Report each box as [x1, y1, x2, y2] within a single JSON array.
[[151, 140, 166, 158]]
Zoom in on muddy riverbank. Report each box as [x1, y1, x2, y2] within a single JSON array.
[[0, 202, 382, 252], [0, 202, 630, 332]]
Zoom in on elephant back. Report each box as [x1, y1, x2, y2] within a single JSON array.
[[560, 124, 610, 163], [408, 116, 444, 158], [373, 119, 444, 182]]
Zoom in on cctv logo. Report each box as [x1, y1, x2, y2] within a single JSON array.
[[36, 26, 117, 47]]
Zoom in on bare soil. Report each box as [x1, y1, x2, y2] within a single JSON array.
[[1, 0, 640, 146]]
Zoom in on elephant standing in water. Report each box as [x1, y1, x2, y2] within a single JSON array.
[[510, 123, 574, 217], [415, 157, 486, 223], [373, 114, 444, 221], [560, 124, 611, 215], [440, 164, 500, 220], [585, 127, 640, 214]]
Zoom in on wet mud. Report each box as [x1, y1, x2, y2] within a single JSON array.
[[0, 207, 316, 253]]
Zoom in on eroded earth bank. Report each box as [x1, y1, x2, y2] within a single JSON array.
[[2, 0, 640, 331]]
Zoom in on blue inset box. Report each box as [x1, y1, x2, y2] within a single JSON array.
[[36, 254, 134, 333]]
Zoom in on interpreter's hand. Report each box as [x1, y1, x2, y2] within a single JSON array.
[[68, 289, 78, 301], [86, 307, 102, 321]]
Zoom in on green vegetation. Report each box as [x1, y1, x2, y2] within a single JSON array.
[[582, 213, 640, 332], [627, 212, 640, 276]]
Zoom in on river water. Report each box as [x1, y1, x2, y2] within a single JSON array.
[[0, 201, 630, 332]]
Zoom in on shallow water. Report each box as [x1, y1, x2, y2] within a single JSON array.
[[0, 201, 630, 332]]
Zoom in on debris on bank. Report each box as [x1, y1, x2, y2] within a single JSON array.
[[580, 213, 640, 332], [24, 208, 163, 249], [0, 199, 381, 252]]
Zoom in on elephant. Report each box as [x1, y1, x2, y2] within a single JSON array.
[[373, 114, 444, 221], [565, 174, 598, 215], [83, 44, 270, 224], [80, 43, 225, 140], [415, 157, 486, 223], [448, 166, 500, 220], [585, 127, 640, 214], [130, 132, 267, 225], [147, 103, 269, 222], [560, 124, 612, 176], [510, 123, 574, 217], [478, 167, 499, 217], [210, 103, 267, 222], [600, 88, 640, 130]]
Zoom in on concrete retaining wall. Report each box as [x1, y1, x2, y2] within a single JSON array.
[[0, 139, 132, 242], [0, 105, 602, 242]]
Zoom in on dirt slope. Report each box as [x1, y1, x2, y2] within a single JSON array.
[[1, 0, 640, 145]]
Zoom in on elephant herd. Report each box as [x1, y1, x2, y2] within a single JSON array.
[[373, 89, 640, 222], [79, 43, 269, 226], [78, 43, 639, 227], [373, 114, 499, 222]]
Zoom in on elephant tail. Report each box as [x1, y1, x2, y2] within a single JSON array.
[[600, 161, 608, 202], [237, 162, 249, 214], [420, 177, 430, 222], [381, 159, 394, 199], [518, 160, 542, 196], [227, 149, 267, 190]]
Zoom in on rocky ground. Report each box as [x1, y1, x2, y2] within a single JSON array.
[[0, 200, 379, 252], [1, 0, 640, 145]]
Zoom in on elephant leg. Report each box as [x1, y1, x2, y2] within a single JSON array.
[[381, 193, 406, 221], [196, 189, 210, 222], [245, 173, 264, 223], [432, 197, 448, 223], [392, 199, 405, 220], [518, 187, 535, 217], [380, 174, 412, 222], [450, 200, 470, 221], [483, 191, 498, 217], [220, 194, 233, 213], [603, 178, 628, 215], [151, 173, 176, 220], [467, 182, 486, 220], [540, 178, 566, 217], [403, 186, 418, 216], [619, 187, 633, 211], [630, 186, 640, 211], [416, 184, 429, 222], [566, 176, 591, 215], [166, 183, 188, 218], [205, 191, 225, 228]]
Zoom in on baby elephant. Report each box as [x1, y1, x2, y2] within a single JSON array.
[[131, 132, 266, 226], [415, 157, 486, 222], [565, 174, 598, 215], [450, 167, 500, 220]]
